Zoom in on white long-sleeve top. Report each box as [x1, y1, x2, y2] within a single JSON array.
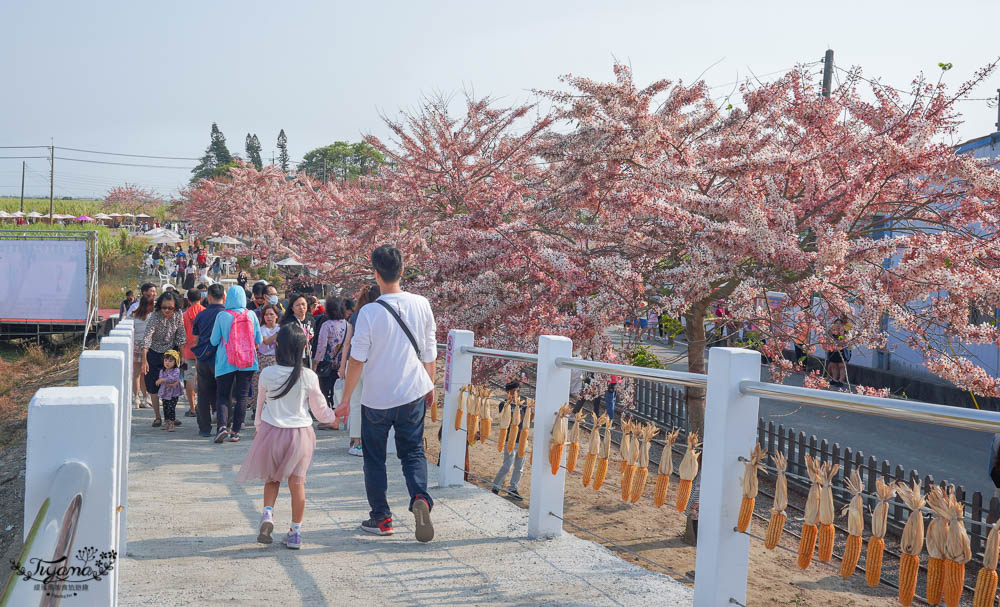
[[255, 365, 336, 428]]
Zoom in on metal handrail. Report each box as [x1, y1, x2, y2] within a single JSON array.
[[555, 357, 708, 389], [741, 380, 1000, 433], [461, 346, 539, 364]]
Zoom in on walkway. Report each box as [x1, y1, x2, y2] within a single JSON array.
[[119, 408, 693, 606]]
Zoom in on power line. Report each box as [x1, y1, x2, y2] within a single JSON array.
[[53, 146, 200, 161], [54, 157, 193, 170], [0, 155, 48, 159], [0, 145, 50, 150]]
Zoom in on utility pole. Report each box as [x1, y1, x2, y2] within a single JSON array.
[[48, 143, 54, 221], [19, 161, 25, 213], [821, 49, 834, 97], [995, 89, 1000, 132], [323, 159, 328, 183]]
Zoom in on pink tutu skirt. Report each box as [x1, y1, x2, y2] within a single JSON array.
[[236, 422, 316, 483]]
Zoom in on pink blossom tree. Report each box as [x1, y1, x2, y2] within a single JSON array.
[[105, 183, 163, 216]]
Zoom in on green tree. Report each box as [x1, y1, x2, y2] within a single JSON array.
[[245, 133, 263, 169], [190, 122, 234, 183], [297, 140, 385, 182], [277, 129, 290, 173]]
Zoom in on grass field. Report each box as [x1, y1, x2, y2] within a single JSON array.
[[0, 196, 170, 220]]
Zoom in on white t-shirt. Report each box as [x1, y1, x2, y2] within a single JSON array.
[[256, 366, 335, 428], [259, 325, 280, 356], [349, 292, 437, 409]]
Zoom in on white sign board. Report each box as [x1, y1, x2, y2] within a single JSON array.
[[0, 239, 88, 322]]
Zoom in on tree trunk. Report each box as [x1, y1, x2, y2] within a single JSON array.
[[684, 301, 708, 436]]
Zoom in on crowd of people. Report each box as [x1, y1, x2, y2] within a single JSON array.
[[123, 244, 438, 548]]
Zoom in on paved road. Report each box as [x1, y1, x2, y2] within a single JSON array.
[[615, 329, 997, 500]]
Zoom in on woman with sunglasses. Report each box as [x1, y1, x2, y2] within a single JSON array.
[[140, 291, 186, 427]]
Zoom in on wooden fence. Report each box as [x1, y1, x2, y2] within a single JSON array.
[[632, 378, 1000, 557]]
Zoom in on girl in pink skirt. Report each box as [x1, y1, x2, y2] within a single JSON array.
[[237, 323, 336, 549]]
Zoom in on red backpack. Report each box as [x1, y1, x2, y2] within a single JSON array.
[[225, 310, 256, 369]]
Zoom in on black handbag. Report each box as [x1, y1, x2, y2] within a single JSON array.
[[315, 334, 342, 378]]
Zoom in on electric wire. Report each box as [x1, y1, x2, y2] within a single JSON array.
[[54, 157, 193, 169], [54, 146, 200, 161]]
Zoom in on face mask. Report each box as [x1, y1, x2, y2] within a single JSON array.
[[268, 296, 279, 305]]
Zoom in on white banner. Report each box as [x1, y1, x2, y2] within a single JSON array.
[[0, 239, 88, 322]]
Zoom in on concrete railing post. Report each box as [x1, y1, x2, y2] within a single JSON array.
[[528, 335, 572, 539], [439, 330, 473, 487], [23, 386, 119, 607], [693, 347, 761, 607], [100, 335, 133, 556], [79, 350, 127, 568]]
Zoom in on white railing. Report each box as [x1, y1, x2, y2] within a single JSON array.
[[1, 318, 133, 607], [439, 330, 1000, 607]]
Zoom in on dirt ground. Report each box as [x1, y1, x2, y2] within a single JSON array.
[[422, 409, 909, 607]]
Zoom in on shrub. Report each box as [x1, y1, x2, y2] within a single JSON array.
[[628, 345, 664, 369]]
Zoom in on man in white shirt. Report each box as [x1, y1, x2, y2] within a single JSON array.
[[337, 245, 437, 542]]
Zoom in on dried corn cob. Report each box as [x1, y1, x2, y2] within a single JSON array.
[[675, 431, 700, 512], [455, 385, 467, 431], [866, 478, 897, 586], [566, 414, 582, 473], [517, 401, 532, 458], [798, 456, 822, 570], [653, 428, 680, 508], [593, 414, 614, 491], [765, 452, 788, 550], [630, 424, 658, 503], [817, 460, 840, 562], [505, 401, 521, 454], [479, 388, 493, 443], [619, 420, 634, 476], [896, 481, 926, 606], [973, 520, 1000, 607], [933, 487, 972, 607], [582, 414, 604, 487], [737, 444, 766, 532], [429, 394, 438, 422], [497, 397, 513, 453], [621, 422, 640, 502], [466, 387, 480, 446], [927, 486, 949, 606], [839, 470, 864, 577], [549, 405, 570, 475]]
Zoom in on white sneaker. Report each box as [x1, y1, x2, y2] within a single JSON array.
[[348, 444, 363, 457]]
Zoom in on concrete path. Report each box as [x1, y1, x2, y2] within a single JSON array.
[[616, 328, 996, 498], [119, 408, 693, 606]]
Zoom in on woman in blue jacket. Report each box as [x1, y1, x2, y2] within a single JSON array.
[[211, 285, 263, 443]]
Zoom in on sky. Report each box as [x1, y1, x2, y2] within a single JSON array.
[[3, 0, 999, 199]]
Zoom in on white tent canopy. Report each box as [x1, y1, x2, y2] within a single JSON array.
[[207, 236, 242, 245], [135, 213, 151, 218], [26, 211, 43, 218], [275, 257, 304, 267]]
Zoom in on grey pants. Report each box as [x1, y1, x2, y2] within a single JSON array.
[[493, 449, 526, 492]]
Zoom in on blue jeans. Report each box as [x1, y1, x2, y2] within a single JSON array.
[[603, 388, 617, 420], [361, 396, 433, 521], [215, 370, 252, 434]]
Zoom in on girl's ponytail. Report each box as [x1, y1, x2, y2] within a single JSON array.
[[272, 324, 307, 399]]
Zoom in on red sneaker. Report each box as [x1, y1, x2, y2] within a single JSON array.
[[361, 516, 394, 536]]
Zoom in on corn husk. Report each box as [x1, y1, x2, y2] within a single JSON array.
[[986, 521, 1000, 571], [803, 457, 821, 526], [517, 404, 532, 458], [627, 424, 658, 503], [741, 444, 767, 501], [841, 470, 864, 537], [817, 460, 839, 527], [505, 401, 521, 454], [871, 478, 896, 539], [455, 385, 468, 431], [619, 420, 634, 475], [927, 486, 948, 561], [897, 481, 926, 556], [771, 452, 788, 514], [658, 428, 680, 477], [598, 414, 613, 459], [582, 414, 603, 487], [466, 388, 481, 445], [549, 405, 570, 475], [678, 432, 700, 483]]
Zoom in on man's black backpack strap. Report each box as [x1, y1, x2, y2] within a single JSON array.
[[376, 300, 421, 359]]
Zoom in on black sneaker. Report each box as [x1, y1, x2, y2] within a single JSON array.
[[184, 410, 196, 417], [361, 516, 394, 536], [214, 428, 230, 443], [491, 487, 500, 495], [507, 490, 524, 501]]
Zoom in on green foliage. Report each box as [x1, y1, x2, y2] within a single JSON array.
[[298, 140, 385, 182], [191, 122, 234, 184], [277, 129, 290, 173], [735, 329, 765, 351], [659, 316, 683, 338], [245, 133, 263, 170], [628, 345, 664, 369]]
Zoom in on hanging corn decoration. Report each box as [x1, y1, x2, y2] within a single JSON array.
[[455, 385, 467, 431], [798, 456, 822, 570], [839, 470, 864, 577], [973, 520, 1000, 607], [479, 387, 493, 444], [505, 400, 521, 454], [517, 400, 533, 458], [549, 405, 569, 475], [865, 478, 897, 586], [896, 481, 926, 606], [675, 431, 700, 512], [653, 428, 680, 508], [466, 387, 480, 446], [618, 420, 633, 476], [497, 398, 513, 453], [737, 444, 766, 533], [765, 452, 788, 550], [593, 414, 614, 491], [566, 413, 582, 473], [582, 414, 604, 487], [927, 486, 949, 606], [817, 460, 841, 562], [940, 489, 972, 607], [621, 422, 640, 502], [429, 392, 438, 422], [630, 424, 659, 503]]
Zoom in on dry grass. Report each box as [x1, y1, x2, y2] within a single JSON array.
[[0, 344, 80, 431]]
